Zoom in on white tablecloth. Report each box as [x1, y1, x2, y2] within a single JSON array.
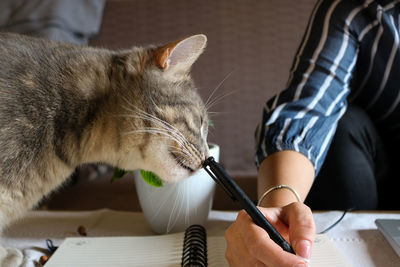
[[1, 209, 400, 266], [313, 211, 400, 266]]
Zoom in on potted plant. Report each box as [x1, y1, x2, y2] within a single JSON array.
[[112, 143, 220, 234]]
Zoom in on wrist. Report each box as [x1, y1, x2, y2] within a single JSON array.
[[257, 151, 315, 208], [258, 185, 302, 207]]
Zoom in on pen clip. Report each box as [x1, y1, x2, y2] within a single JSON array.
[[203, 158, 237, 201]]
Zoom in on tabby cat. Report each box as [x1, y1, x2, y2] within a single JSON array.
[[0, 32, 209, 236]]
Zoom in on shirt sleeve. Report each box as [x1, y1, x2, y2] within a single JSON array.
[[255, 0, 362, 175]]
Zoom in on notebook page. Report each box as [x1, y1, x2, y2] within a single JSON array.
[[46, 233, 350, 267], [207, 234, 351, 267], [310, 234, 352, 266], [208, 236, 228, 266], [45, 233, 184, 267]]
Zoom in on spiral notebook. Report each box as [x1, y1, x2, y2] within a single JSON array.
[[45, 225, 351, 267]]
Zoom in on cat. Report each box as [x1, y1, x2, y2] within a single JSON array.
[[0, 32, 209, 265]]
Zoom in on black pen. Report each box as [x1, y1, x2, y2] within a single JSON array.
[[203, 156, 295, 254]]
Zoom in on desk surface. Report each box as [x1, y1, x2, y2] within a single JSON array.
[[1, 209, 400, 266]]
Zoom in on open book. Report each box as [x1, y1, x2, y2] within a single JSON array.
[[45, 225, 351, 266]]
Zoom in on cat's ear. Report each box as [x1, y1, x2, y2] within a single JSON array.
[[154, 34, 207, 75]]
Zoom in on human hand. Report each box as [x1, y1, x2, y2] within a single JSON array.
[[225, 202, 315, 266]]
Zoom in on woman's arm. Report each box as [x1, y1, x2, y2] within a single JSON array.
[[225, 0, 367, 265], [257, 150, 314, 207]]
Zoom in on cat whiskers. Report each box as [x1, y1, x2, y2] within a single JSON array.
[[204, 69, 233, 108], [166, 184, 185, 233], [206, 89, 237, 113], [125, 127, 186, 147], [138, 111, 188, 144], [166, 145, 192, 159], [150, 183, 176, 222], [169, 150, 195, 172], [120, 103, 190, 146], [204, 69, 236, 111], [125, 128, 192, 158], [119, 99, 202, 167]]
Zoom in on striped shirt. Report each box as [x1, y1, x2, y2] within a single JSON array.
[[255, 0, 400, 175]]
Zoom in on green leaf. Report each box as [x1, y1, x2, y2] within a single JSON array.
[[140, 170, 163, 187], [111, 168, 129, 182], [111, 168, 163, 187]]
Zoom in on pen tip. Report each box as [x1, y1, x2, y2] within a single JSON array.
[[203, 156, 215, 168]]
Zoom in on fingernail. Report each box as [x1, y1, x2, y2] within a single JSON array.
[[295, 240, 311, 259], [293, 262, 308, 267]]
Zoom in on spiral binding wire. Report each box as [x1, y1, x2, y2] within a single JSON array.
[[181, 225, 208, 267]]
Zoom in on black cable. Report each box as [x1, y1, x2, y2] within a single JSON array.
[[46, 239, 58, 254], [318, 208, 354, 234]]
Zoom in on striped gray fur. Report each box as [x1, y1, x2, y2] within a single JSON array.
[[0, 32, 209, 238]]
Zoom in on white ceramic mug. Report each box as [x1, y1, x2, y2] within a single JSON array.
[[134, 144, 220, 234]]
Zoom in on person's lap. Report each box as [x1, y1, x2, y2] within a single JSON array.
[[305, 105, 398, 210]]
